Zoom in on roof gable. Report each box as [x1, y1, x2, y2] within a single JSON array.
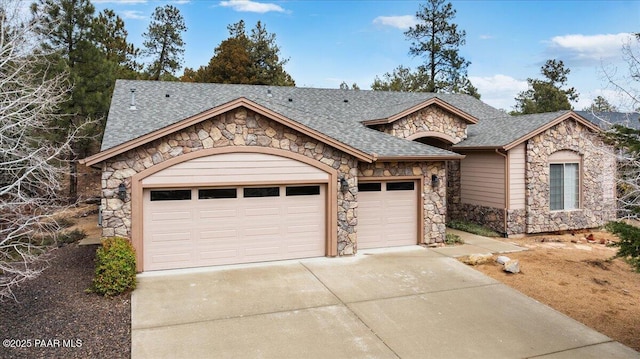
[[454, 111, 602, 150], [360, 97, 478, 126], [83, 97, 374, 166]]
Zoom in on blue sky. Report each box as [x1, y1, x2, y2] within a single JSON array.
[[92, 0, 640, 111]]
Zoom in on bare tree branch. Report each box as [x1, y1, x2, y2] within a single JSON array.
[[0, 0, 89, 300]]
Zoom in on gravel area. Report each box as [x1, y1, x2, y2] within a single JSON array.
[[0, 243, 131, 359]]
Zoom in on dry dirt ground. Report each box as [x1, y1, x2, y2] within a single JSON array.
[[469, 231, 640, 352], [0, 206, 130, 359]]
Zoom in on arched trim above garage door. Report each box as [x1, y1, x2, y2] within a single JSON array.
[[130, 147, 339, 271]]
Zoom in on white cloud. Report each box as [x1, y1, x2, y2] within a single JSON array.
[[219, 0, 285, 13], [546, 33, 634, 66], [121, 10, 146, 20], [479, 34, 493, 40], [372, 15, 417, 30], [469, 74, 529, 111]]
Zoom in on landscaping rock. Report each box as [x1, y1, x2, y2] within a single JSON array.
[[504, 259, 521, 274], [461, 253, 492, 265], [496, 255, 511, 265]]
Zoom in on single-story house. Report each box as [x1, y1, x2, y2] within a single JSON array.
[[82, 80, 616, 272]]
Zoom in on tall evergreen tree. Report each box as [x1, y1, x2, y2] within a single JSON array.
[[181, 20, 294, 86], [404, 0, 474, 94], [94, 9, 141, 79], [583, 95, 618, 112], [248, 21, 294, 86], [142, 4, 186, 81], [371, 65, 430, 92], [512, 59, 578, 114], [31, 0, 114, 201]]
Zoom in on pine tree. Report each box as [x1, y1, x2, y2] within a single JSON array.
[[181, 20, 294, 86], [371, 65, 430, 92], [512, 59, 578, 114], [583, 95, 618, 112], [94, 9, 141, 79], [31, 0, 114, 202], [142, 5, 187, 81], [404, 0, 474, 94]]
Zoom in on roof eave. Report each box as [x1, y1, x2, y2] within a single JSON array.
[[451, 145, 503, 151], [375, 154, 466, 161], [361, 97, 479, 126], [81, 97, 376, 166]]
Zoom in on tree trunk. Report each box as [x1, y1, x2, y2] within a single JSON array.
[[68, 142, 78, 204]]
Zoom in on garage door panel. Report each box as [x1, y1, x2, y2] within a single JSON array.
[[244, 206, 281, 216], [288, 224, 321, 233], [200, 229, 238, 240], [199, 209, 238, 219], [149, 232, 192, 243], [245, 246, 281, 257], [149, 252, 192, 263], [199, 249, 239, 260], [151, 211, 192, 221], [244, 226, 280, 236]]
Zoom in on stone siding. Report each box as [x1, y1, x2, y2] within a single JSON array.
[[446, 160, 461, 222], [525, 119, 616, 233], [450, 203, 506, 235], [358, 161, 447, 244], [101, 107, 360, 255], [506, 209, 526, 235], [373, 107, 467, 144]]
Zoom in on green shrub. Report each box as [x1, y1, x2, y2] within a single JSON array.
[[605, 221, 640, 272], [445, 233, 464, 245], [90, 237, 137, 296], [447, 220, 501, 237]]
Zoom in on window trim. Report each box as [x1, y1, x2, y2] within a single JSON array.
[[549, 161, 581, 211]]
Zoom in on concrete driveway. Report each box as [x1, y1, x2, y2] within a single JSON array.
[[131, 245, 639, 358]]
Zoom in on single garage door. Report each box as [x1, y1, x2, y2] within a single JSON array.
[[357, 181, 418, 249], [143, 184, 326, 271]]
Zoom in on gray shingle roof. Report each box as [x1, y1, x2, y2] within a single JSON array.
[[101, 80, 503, 159], [453, 111, 571, 149], [576, 111, 640, 130]]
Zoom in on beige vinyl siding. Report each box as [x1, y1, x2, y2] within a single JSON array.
[[460, 151, 505, 208], [142, 152, 328, 186], [508, 143, 526, 210]]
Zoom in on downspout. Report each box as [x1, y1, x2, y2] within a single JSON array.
[[495, 149, 509, 237]]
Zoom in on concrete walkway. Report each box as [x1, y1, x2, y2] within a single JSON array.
[[131, 237, 639, 359]]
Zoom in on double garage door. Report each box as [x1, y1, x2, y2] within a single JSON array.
[[143, 184, 326, 271], [141, 152, 329, 271]]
